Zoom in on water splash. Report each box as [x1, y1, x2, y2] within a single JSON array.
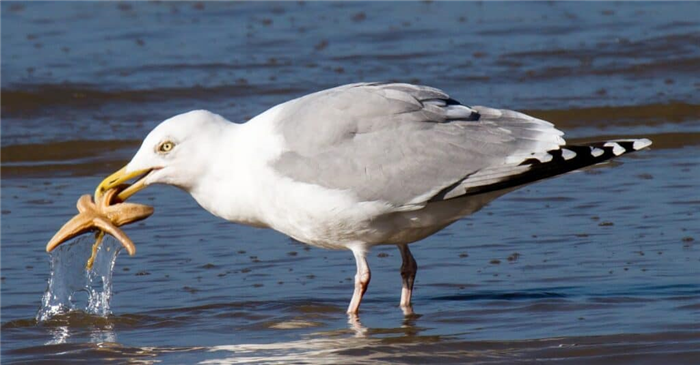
[[37, 235, 123, 322]]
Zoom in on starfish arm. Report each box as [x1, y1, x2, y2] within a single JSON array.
[[98, 188, 120, 210], [93, 217, 137, 256], [76, 194, 95, 213], [103, 203, 155, 226], [98, 184, 130, 209], [46, 213, 95, 252]]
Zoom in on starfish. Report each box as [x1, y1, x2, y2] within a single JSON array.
[[46, 185, 154, 266]]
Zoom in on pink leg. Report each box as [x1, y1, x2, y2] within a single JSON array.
[[398, 244, 417, 315], [347, 247, 371, 315]]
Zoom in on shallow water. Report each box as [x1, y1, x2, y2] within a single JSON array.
[[2, 2, 700, 364]]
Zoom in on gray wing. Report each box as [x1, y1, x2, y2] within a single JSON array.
[[271, 82, 565, 209]]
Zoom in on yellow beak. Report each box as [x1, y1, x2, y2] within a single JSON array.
[[95, 166, 152, 201]]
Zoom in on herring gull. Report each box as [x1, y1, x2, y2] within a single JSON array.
[[95, 82, 651, 315]]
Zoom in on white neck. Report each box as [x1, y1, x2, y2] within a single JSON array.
[[188, 107, 286, 228]]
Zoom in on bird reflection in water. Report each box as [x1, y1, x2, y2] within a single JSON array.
[[208, 313, 427, 365], [347, 311, 423, 339], [347, 314, 368, 337]]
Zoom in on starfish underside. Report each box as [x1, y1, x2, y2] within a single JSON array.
[[46, 185, 154, 267]]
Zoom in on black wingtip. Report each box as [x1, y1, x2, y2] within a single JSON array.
[[464, 138, 652, 196]]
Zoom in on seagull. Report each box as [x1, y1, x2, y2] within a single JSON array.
[[95, 82, 651, 315]]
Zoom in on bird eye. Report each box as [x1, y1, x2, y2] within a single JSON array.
[[158, 141, 175, 153]]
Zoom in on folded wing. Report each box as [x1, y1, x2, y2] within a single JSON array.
[[271, 82, 646, 210]]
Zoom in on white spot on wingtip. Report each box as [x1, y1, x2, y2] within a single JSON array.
[[604, 142, 625, 156], [633, 138, 652, 150], [561, 148, 576, 160], [590, 147, 604, 157]]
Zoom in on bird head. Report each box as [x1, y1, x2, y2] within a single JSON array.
[[96, 110, 230, 201]]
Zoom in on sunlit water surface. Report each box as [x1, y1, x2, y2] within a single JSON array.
[[2, 2, 700, 364]]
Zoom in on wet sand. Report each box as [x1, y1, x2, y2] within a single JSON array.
[[2, 2, 699, 364]]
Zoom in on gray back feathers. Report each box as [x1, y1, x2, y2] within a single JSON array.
[[270, 83, 629, 209]]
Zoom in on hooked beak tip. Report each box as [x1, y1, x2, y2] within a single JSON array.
[[96, 166, 153, 201]]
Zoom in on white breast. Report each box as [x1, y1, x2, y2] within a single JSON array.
[[187, 105, 390, 249]]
